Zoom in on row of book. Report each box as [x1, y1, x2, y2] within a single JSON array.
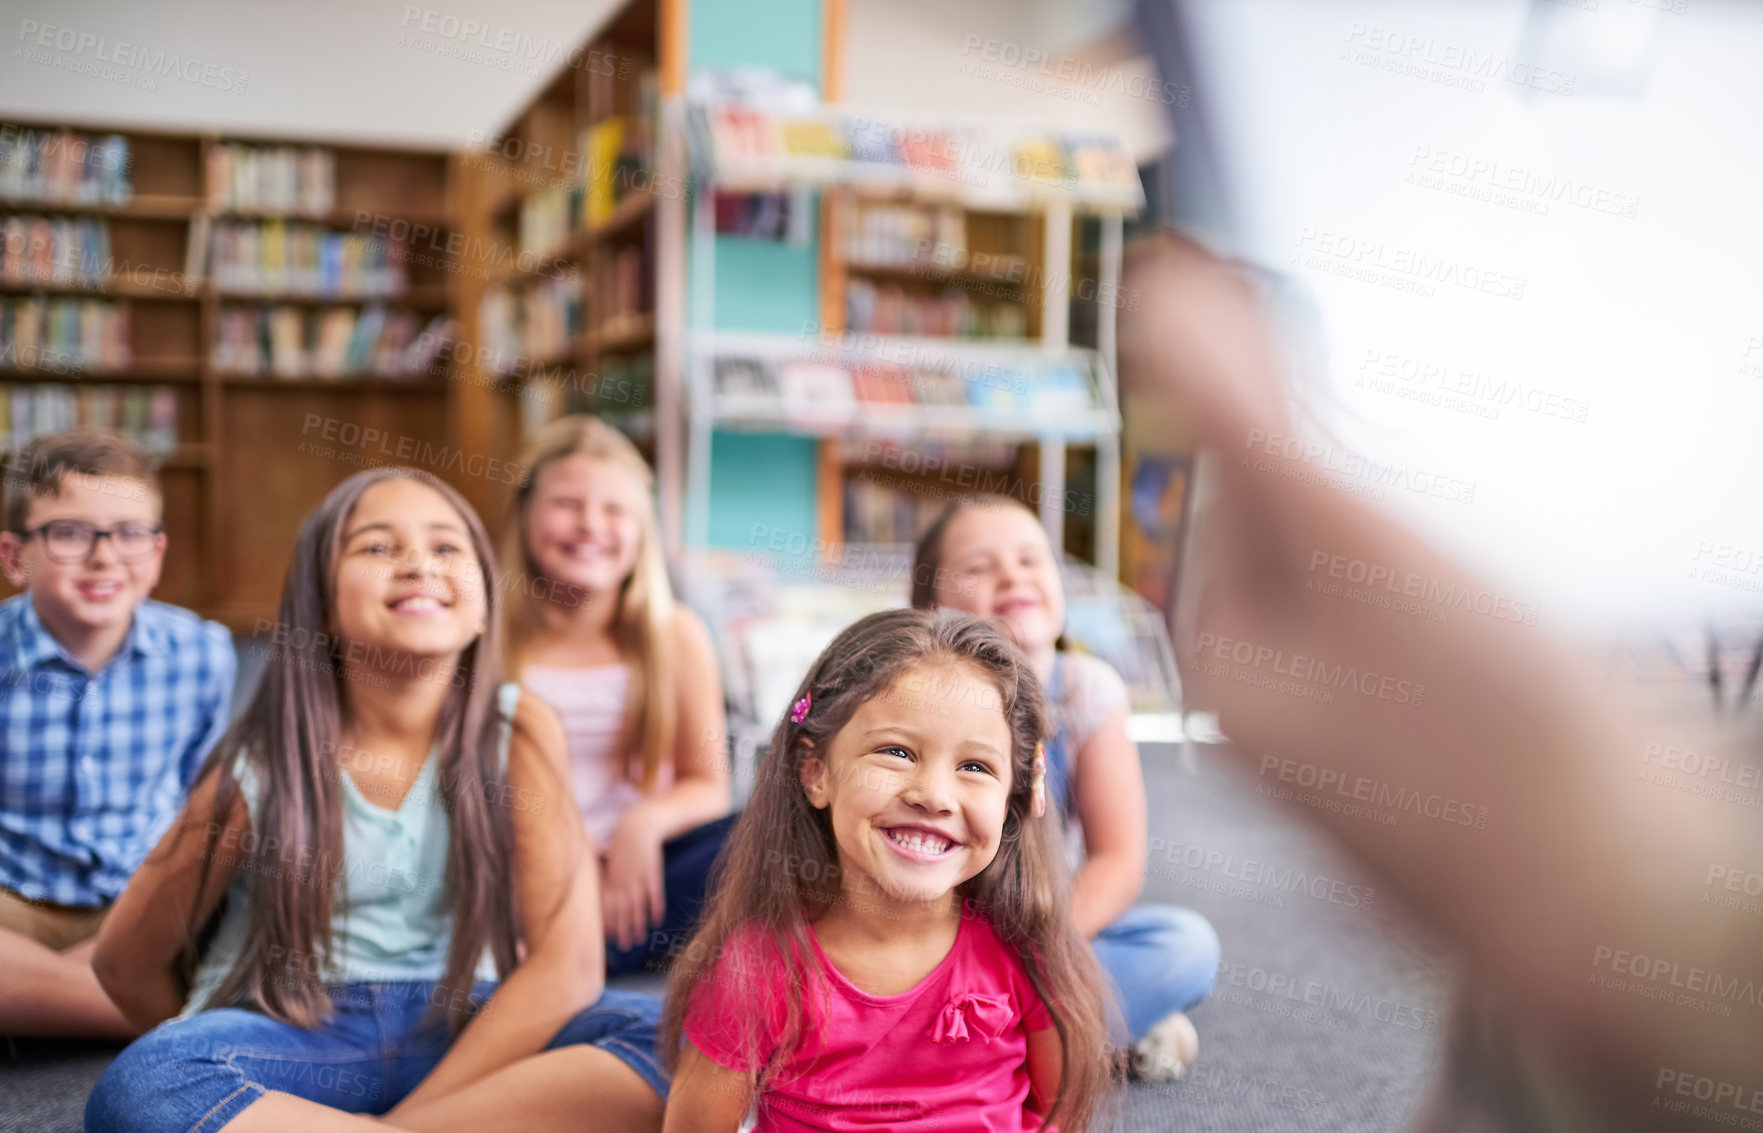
[[1, 384, 179, 456], [591, 247, 649, 331], [843, 203, 967, 266], [0, 131, 132, 206], [582, 105, 654, 227], [0, 297, 130, 372], [0, 215, 112, 285], [514, 113, 657, 258], [693, 103, 1141, 202], [478, 276, 581, 372], [713, 355, 1095, 417], [518, 185, 573, 260], [565, 352, 654, 420], [843, 474, 953, 546], [208, 220, 408, 298], [206, 143, 336, 216], [852, 437, 1021, 471], [213, 305, 454, 379], [846, 279, 1027, 340]]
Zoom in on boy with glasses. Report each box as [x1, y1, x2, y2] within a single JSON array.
[[0, 429, 234, 1037]]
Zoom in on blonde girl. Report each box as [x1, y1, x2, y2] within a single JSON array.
[[502, 416, 732, 972]]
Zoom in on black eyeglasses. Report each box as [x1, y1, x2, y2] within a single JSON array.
[[20, 520, 164, 564]]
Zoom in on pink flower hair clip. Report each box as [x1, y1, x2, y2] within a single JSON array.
[[791, 689, 813, 724], [1030, 742, 1048, 818]]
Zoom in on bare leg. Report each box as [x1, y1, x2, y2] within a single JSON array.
[[0, 925, 137, 1038], [388, 1047, 662, 1133], [220, 1092, 411, 1132]]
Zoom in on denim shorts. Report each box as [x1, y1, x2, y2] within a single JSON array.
[[84, 982, 667, 1133]]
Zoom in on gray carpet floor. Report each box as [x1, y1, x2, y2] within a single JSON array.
[[0, 741, 1452, 1131]]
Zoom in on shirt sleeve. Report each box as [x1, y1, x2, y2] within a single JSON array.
[[682, 925, 791, 1073], [1060, 653, 1130, 755], [180, 623, 238, 788]]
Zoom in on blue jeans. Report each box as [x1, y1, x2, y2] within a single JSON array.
[[85, 983, 666, 1133], [1094, 905, 1221, 1042], [607, 813, 736, 976]]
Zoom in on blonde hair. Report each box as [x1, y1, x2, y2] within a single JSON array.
[[502, 416, 675, 789]]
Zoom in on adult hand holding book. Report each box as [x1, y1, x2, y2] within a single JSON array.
[[1122, 230, 1763, 1131]]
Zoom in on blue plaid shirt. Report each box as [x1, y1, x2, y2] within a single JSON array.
[[0, 595, 236, 907]]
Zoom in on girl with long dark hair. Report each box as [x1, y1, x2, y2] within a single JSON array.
[[85, 469, 668, 1132]]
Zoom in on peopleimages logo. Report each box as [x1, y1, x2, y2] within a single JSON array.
[[1195, 632, 1428, 708], [15, 20, 248, 94], [1258, 756, 1487, 829]]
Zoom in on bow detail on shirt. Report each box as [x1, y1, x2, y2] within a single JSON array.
[[930, 992, 1014, 1044]]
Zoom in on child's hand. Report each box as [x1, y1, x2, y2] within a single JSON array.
[[601, 811, 666, 952]]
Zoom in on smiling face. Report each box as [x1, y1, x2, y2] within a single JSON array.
[[0, 472, 163, 645], [523, 454, 645, 597], [330, 478, 489, 673], [802, 660, 1015, 913], [931, 504, 1066, 657]]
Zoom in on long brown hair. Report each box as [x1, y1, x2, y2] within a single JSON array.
[[189, 468, 519, 1030], [501, 415, 674, 789], [661, 607, 1112, 1131]]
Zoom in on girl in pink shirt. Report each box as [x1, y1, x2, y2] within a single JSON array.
[[660, 608, 1112, 1133]]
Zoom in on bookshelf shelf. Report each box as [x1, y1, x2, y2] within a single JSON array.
[[219, 375, 449, 394], [0, 365, 201, 385], [591, 191, 654, 243], [206, 283, 450, 309], [0, 194, 203, 219], [0, 278, 197, 300], [209, 207, 451, 229], [843, 258, 1029, 288], [586, 313, 654, 353]]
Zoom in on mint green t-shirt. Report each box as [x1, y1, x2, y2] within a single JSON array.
[[183, 685, 518, 1014]]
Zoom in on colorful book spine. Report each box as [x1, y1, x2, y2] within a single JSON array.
[[0, 131, 131, 205], [0, 297, 130, 371], [209, 221, 406, 298], [206, 143, 335, 215], [0, 383, 177, 455], [0, 215, 112, 285], [212, 303, 444, 378]]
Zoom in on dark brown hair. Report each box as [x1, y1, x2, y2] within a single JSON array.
[[189, 468, 519, 1030], [660, 607, 1112, 1131], [3, 427, 161, 532]]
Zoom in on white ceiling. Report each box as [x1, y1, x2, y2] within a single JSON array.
[[0, 0, 1167, 157]]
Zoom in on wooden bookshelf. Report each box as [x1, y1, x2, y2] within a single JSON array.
[[453, 0, 669, 525], [683, 91, 1139, 572], [1, 120, 461, 628]]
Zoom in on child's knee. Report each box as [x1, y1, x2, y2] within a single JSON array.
[[1142, 905, 1222, 978], [85, 1020, 235, 1133]]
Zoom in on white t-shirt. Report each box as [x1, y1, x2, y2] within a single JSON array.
[[1047, 651, 1131, 763], [1046, 651, 1131, 868], [523, 664, 661, 848]]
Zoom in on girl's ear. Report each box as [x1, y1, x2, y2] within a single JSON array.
[[799, 740, 830, 809]]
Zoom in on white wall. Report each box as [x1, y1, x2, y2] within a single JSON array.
[[845, 0, 1173, 162], [0, 0, 623, 146]]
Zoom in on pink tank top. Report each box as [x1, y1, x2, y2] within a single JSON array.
[[522, 664, 655, 847]]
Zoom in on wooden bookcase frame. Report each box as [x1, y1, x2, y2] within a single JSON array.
[[1, 119, 459, 629]]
